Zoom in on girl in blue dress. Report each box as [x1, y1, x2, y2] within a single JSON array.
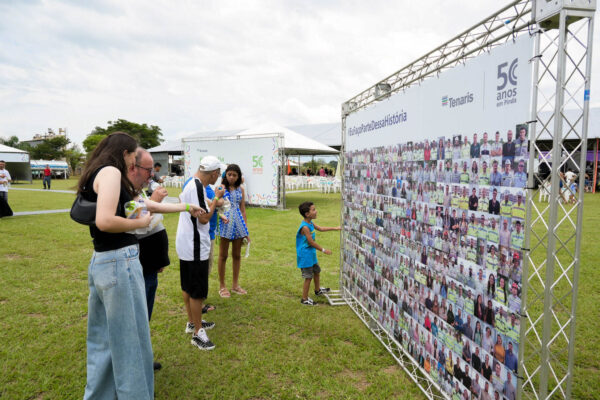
[[218, 164, 249, 297]]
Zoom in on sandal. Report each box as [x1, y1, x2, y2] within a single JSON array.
[[219, 288, 231, 298], [231, 286, 247, 295], [202, 304, 216, 313]]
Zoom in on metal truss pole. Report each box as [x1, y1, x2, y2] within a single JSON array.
[[538, 10, 568, 398], [524, 4, 595, 399]]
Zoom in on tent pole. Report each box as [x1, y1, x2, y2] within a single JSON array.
[[594, 138, 598, 193]]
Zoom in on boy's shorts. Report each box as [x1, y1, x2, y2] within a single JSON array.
[[301, 263, 321, 279], [180, 259, 209, 299]]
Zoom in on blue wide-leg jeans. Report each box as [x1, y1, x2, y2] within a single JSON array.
[[83, 244, 153, 400]]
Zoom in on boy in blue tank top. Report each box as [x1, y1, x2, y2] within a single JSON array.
[[296, 201, 341, 305]]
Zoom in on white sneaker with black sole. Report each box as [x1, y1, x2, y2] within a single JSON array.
[[185, 321, 215, 334], [300, 298, 317, 306], [191, 328, 215, 351], [185, 322, 195, 334]]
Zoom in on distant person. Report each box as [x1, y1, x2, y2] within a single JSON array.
[[43, 164, 52, 190], [319, 167, 326, 177], [148, 162, 163, 195], [296, 201, 341, 305], [0, 160, 12, 202], [0, 160, 12, 217], [218, 164, 250, 297]]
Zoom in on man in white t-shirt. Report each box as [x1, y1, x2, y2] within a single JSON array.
[[176, 155, 225, 351], [0, 160, 12, 202]]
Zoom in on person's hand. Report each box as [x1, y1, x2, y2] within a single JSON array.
[[150, 186, 168, 202], [324, 249, 332, 255], [335, 226, 342, 231], [137, 212, 152, 228], [215, 186, 225, 198], [219, 214, 229, 224], [189, 204, 205, 218], [158, 268, 165, 273]]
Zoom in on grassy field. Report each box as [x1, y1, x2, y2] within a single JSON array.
[[0, 179, 598, 399]]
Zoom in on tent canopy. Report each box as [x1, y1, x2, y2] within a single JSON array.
[[237, 123, 338, 155], [0, 144, 31, 182], [185, 123, 338, 156]]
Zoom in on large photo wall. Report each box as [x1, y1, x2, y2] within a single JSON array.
[[341, 36, 534, 400]]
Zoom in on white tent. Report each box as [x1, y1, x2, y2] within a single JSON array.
[[237, 123, 338, 155], [0, 144, 31, 182]]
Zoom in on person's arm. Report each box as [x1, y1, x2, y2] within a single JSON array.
[[301, 225, 331, 254], [144, 197, 204, 216], [149, 186, 168, 203], [196, 186, 225, 224], [313, 223, 342, 232], [239, 186, 247, 223], [94, 166, 151, 232]]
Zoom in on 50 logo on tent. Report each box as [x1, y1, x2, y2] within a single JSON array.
[[252, 155, 264, 174], [252, 155, 263, 168]]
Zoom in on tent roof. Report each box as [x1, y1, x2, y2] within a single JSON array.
[[147, 140, 188, 153], [287, 122, 341, 148], [183, 124, 338, 155], [0, 144, 28, 153], [237, 123, 338, 155]]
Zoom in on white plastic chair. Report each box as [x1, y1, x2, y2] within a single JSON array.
[[539, 180, 551, 202]]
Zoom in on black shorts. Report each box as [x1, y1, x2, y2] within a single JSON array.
[[139, 229, 170, 273], [180, 259, 209, 299]]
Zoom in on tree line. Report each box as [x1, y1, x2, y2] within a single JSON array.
[[0, 119, 163, 173]]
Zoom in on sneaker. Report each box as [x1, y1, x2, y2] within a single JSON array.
[[201, 320, 215, 330], [315, 287, 331, 296], [191, 328, 215, 351], [300, 298, 317, 306], [185, 322, 195, 334]]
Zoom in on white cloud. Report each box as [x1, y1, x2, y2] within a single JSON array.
[[0, 1, 598, 147]]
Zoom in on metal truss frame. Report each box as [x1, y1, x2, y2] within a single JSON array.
[[342, 1, 534, 113], [522, 7, 595, 400], [339, 1, 595, 399]]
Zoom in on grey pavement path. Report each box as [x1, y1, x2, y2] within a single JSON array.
[[286, 189, 321, 193], [11, 188, 76, 194], [13, 209, 71, 216], [7, 196, 181, 216]]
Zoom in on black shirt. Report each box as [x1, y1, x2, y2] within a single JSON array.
[[471, 352, 481, 372], [84, 168, 138, 252], [482, 363, 492, 381]]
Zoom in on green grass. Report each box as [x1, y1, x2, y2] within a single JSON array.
[[0, 188, 598, 399]]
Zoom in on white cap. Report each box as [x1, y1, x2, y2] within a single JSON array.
[[199, 155, 225, 172]]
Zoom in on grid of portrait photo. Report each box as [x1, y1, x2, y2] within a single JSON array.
[[342, 126, 529, 400]]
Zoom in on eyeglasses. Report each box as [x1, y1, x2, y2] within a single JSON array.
[[136, 164, 153, 173]]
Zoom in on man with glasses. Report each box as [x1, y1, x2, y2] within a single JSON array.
[[128, 148, 170, 370]]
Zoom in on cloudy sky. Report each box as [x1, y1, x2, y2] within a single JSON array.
[[1, 1, 598, 147]]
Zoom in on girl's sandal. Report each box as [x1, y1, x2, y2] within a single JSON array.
[[219, 288, 231, 298], [231, 286, 247, 295]]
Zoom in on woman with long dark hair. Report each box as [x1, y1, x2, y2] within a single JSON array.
[[80, 132, 201, 399], [217, 164, 249, 297]]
